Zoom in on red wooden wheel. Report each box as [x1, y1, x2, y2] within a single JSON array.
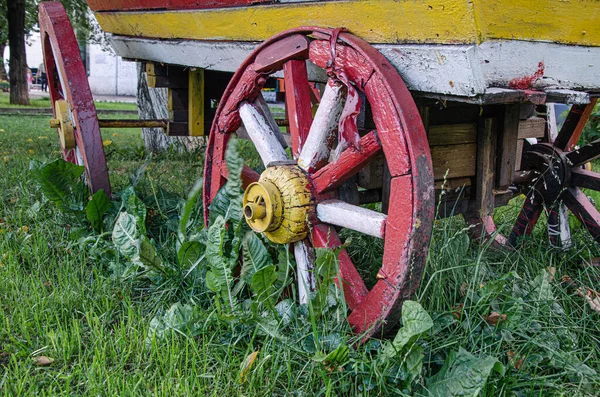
[[467, 99, 600, 249], [508, 99, 600, 247], [39, 2, 111, 196], [203, 28, 434, 338]]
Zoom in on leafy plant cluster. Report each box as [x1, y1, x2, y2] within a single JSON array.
[[29, 138, 509, 396]]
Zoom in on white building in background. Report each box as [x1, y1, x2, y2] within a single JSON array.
[[86, 43, 137, 96], [4, 31, 137, 97]]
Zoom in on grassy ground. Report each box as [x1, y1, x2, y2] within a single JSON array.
[[0, 92, 137, 111], [1, 110, 599, 396]]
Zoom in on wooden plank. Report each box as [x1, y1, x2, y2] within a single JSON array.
[[431, 143, 477, 180], [283, 59, 312, 157], [435, 177, 472, 190], [428, 123, 477, 146], [95, 0, 600, 46], [357, 153, 384, 190], [188, 68, 205, 136], [497, 104, 520, 189], [517, 117, 546, 139], [474, 118, 497, 218]]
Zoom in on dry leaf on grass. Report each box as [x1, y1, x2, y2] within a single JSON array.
[[575, 287, 600, 314], [239, 350, 259, 383], [507, 350, 525, 370], [546, 267, 556, 282], [452, 303, 464, 320], [32, 356, 54, 366], [483, 312, 507, 326]]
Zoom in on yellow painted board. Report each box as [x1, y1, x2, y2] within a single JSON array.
[[188, 68, 204, 137], [95, 0, 600, 46]]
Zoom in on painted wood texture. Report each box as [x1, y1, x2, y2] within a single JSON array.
[[88, 0, 272, 11], [109, 35, 600, 97], [95, 0, 600, 46]]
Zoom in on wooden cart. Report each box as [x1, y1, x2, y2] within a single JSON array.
[[38, 0, 600, 338]]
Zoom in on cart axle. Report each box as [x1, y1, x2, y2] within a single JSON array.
[[49, 118, 168, 130]]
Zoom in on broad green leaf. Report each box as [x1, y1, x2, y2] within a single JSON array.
[[134, 237, 163, 272], [383, 300, 434, 359], [224, 137, 244, 226], [86, 189, 111, 231], [112, 212, 140, 258], [312, 248, 339, 315], [178, 177, 203, 247], [205, 270, 221, 293], [121, 187, 147, 234], [313, 343, 349, 367], [177, 241, 202, 268], [251, 265, 277, 299], [206, 216, 227, 267], [147, 302, 196, 343], [31, 159, 85, 211], [208, 188, 230, 225], [406, 344, 425, 385], [241, 232, 272, 283], [426, 348, 505, 397]]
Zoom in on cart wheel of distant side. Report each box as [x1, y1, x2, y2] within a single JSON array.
[[508, 99, 600, 248], [467, 99, 600, 249], [203, 27, 434, 339], [39, 1, 111, 196]]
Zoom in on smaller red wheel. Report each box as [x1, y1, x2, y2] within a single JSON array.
[[468, 99, 600, 249], [508, 99, 600, 247], [39, 2, 111, 196]]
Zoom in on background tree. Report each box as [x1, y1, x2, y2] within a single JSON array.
[[7, 0, 29, 104], [2, 0, 89, 104]]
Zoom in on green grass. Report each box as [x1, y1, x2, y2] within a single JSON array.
[[1, 113, 600, 395], [0, 92, 137, 111]]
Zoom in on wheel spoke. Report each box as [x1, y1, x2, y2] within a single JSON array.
[[553, 100, 598, 150], [283, 59, 313, 158], [508, 194, 543, 246], [311, 224, 368, 310], [466, 215, 507, 247], [566, 139, 600, 167], [221, 164, 260, 189], [546, 203, 572, 249], [297, 80, 346, 172], [239, 96, 288, 166], [311, 131, 382, 194], [571, 168, 600, 191], [294, 239, 315, 305], [316, 199, 386, 239], [562, 187, 600, 243]]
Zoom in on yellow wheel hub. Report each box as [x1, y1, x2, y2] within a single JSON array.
[[243, 164, 314, 244], [49, 99, 76, 149]]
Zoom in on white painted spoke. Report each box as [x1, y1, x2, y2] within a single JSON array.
[[297, 80, 345, 172], [294, 239, 315, 305], [317, 200, 387, 239], [255, 93, 288, 150], [239, 96, 288, 166]]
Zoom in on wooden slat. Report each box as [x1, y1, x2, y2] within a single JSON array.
[[188, 68, 205, 136], [474, 118, 497, 217], [435, 177, 472, 190], [497, 104, 520, 189], [518, 117, 546, 139], [428, 123, 477, 146], [431, 143, 477, 180]]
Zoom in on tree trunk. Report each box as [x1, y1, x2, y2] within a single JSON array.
[[136, 63, 204, 153], [0, 43, 7, 81], [7, 0, 29, 105]]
